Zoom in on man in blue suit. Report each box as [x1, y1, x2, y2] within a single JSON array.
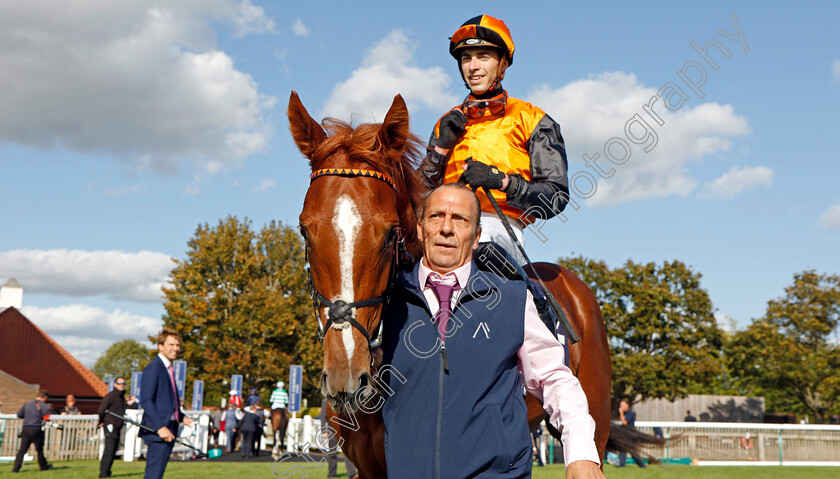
[[140, 328, 195, 479]]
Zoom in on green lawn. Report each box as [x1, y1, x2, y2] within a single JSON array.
[[1, 460, 839, 478]]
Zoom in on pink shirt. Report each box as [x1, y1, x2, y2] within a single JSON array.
[[418, 260, 600, 466]]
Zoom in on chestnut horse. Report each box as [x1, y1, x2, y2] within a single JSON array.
[[270, 408, 289, 458], [289, 91, 612, 478]]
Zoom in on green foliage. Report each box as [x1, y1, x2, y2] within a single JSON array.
[[560, 255, 724, 406], [92, 339, 153, 381], [161, 216, 323, 407], [726, 270, 840, 423]]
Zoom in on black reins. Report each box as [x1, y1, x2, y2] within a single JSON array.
[[306, 168, 404, 353]]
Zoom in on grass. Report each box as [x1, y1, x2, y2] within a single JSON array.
[[1, 460, 838, 478]]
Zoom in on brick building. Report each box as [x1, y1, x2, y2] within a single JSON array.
[[0, 301, 107, 414]]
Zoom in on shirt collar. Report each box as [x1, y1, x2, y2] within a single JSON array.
[[158, 353, 172, 369], [418, 259, 472, 290]]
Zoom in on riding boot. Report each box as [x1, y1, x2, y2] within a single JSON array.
[[474, 242, 559, 338]]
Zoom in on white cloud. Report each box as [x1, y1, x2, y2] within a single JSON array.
[[0, 1, 276, 176], [818, 204, 840, 229], [21, 304, 160, 367], [832, 60, 840, 82], [0, 249, 172, 303], [292, 18, 309, 37], [528, 72, 750, 207], [252, 178, 276, 192], [230, 0, 276, 37], [322, 30, 459, 122], [699, 166, 773, 200]]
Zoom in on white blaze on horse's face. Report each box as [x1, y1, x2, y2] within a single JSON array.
[[332, 194, 362, 389]]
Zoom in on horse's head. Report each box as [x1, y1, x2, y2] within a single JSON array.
[[288, 91, 423, 414]]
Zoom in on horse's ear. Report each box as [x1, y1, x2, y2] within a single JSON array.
[[288, 90, 327, 159], [378, 94, 410, 153]]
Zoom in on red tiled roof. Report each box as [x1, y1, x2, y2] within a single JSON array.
[[0, 306, 107, 399]]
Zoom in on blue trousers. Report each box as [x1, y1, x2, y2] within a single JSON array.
[[143, 421, 178, 479], [226, 428, 237, 451]]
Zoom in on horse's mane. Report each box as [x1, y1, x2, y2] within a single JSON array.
[[311, 118, 427, 260]]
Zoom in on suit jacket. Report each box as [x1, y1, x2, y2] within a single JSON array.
[[239, 408, 261, 433], [140, 356, 183, 438]]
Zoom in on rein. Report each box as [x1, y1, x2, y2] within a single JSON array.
[[306, 168, 404, 354]]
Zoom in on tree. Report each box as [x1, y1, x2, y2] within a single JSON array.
[[162, 216, 322, 407], [727, 271, 840, 423], [93, 339, 153, 381], [561, 255, 724, 406]]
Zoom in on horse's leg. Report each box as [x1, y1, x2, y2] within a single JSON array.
[[330, 409, 386, 479]]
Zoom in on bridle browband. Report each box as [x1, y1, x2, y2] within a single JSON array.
[[306, 167, 403, 355]]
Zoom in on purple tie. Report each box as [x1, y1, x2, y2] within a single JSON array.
[[426, 275, 460, 339], [168, 364, 179, 421]]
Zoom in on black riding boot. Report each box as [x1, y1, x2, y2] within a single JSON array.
[[474, 242, 558, 338]]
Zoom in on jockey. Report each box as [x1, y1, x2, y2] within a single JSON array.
[[269, 381, 288, 412], [419, 14, 570, 336], [228, 389, 243, 409]]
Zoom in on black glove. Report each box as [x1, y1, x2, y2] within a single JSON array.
[[434, 109, 467, 149], [458, 158, 506, 190]]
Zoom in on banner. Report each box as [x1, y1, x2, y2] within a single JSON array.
[[289, 365, 303, 413], [130, 371, 142, 401], [231, 374, 243, 396], [192, 380, 204, 410], [173, 360, 187, 400]]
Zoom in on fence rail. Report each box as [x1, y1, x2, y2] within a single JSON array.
[[636, 421, 840, 465], [0, 414, 101, 460], [1, 411, 209, 463]]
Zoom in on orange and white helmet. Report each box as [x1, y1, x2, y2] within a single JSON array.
[[449, 14, 515, 66]]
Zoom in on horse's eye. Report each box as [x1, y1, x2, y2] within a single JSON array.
[[299, 226, 309, 243]]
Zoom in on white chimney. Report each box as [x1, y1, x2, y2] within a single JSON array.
[[0, 278, 23, 309]]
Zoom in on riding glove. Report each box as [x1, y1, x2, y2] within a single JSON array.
[[434, 109, 467, 149], [459, 158, 506, 190]]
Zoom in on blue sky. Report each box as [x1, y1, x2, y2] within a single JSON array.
[[1, 1, 838, 366]]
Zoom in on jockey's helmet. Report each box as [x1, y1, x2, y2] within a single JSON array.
[[449, 15, 515, 66]]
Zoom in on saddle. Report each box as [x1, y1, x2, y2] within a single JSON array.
[[474, 242, 570, 366]]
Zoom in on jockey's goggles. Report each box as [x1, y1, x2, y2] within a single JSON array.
[[460, 91, 507, 119]]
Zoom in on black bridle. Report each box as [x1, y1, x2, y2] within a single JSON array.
[[305, 167, 405, 353]]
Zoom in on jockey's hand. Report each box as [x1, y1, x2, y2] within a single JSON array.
[[458, 158, 506, 191], [435, 109, 467, 150]]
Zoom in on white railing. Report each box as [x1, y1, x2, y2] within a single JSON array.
[[1, 410, 210, 463], [635, 421, 840, 466], [0, 414, 100, 460]]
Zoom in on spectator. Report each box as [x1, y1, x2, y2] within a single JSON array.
[[239, 403, 261, 458], [246, 388, 261, 407], [97, 376, 137, 478], [12, 389, 53, 472], [685, 410, 698, 422], [618, 399, 647, 468], [209, 407, 222, 449], [254, 402, 266, 456], [61, 394, 80, 415], [224, 404, 239, 453]]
